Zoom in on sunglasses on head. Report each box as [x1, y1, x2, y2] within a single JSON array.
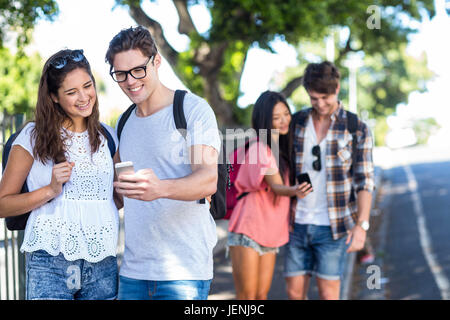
[[312, 145, 321, 171], [50, 50, 86, 69]]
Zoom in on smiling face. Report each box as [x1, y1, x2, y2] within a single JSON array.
[[51, 68, 96, 125], [272, 102, 291, 135], [112, 49, 159, 106], [307, 84, 340, 118]]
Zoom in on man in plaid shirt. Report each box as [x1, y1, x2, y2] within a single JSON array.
[[284, 61, 375, 300]]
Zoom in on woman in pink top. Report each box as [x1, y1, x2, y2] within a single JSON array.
[[228, 91, 312, 300]]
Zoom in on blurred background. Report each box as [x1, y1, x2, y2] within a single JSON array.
[[0, 0, 449, 300]]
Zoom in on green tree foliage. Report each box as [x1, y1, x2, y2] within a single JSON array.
[[413, 117, 440, 145], [0, 0, 59, 48], [0, 47, 43, 116], [0, 1, 109, 118], [279, 35, 434, 146], [281, 38, 435, 116], [115, 0, 435, 128]]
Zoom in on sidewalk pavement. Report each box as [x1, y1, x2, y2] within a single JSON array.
[[212, 147, 385, 300]]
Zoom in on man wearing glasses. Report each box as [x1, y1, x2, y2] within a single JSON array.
[[105, 26, 221, 300], [284, 61, 375, 300]]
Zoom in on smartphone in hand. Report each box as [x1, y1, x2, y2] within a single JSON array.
[[297, 173, 312, 187], [115, 161, 135, 179]]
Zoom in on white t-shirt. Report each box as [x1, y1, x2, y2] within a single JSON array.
[[13, 122, 119, 263], [117, 92, 221, 281], [295, 116, 331, 226]]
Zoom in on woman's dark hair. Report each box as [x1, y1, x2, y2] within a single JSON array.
[[32, 49, 103, 163], [105, 26, 158, 68], [251, 91, 292, 183], [303, 61, 340, 94]]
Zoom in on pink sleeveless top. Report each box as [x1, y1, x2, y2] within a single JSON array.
[[228, 141, 290, 248]]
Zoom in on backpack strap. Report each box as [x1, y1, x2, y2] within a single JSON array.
[[100, 124, 116, 158], [346, 111, 358, 175], [292, 109, 310, 127], [290, 109, 310, 186], [117, 104, 137, 141], [173, 89, 188, 138], [118, 90, 187, 142], [2, 131, 21, 173]]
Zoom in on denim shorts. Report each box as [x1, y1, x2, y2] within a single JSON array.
[[227, 232, 279, 256], [284, 224, 349, 281], [118, 275, 212, 300], [25, 250, 118, 300]]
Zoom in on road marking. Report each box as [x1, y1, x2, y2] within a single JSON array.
[[403, 164, 450, 300]]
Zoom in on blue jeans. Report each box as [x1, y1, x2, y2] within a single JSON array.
[[284, 224, 349, 281], [118, 275, 212, 300], [26, 250, 118, 300]]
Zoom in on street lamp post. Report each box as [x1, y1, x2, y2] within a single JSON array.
[[326, 33, 335, 63], [344, 52, 364, 114]]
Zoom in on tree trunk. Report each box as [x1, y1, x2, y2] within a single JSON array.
[[204, 77, 236, 128], [281, 76, 304, 98], [126, 1, 302, 128]]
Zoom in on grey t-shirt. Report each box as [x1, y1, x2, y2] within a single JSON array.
[[117, 92, 221, 281]]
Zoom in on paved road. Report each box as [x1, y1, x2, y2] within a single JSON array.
[[352, 146, 450, 300], [209, 245, 322, 300]]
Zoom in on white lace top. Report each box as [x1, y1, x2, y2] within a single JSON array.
[[12, 122, 119, 263]]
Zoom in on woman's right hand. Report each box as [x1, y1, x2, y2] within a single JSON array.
[[294, 182, 313, 199], [49, 162, 75, 197]]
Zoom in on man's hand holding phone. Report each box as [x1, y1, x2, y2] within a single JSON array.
[[295, 173, 313, 199], [114, 162, 164, 201], [115, 161, 135, 178]]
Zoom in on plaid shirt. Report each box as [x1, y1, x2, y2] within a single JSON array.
[[290, 104, 375, 240]]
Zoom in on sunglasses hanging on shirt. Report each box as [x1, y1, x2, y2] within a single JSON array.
[[312, 145, 321, 171]]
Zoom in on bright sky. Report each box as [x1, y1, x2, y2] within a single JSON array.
[[388, 0, 450, 145], [19, 0, 450, 134], [396, 0, 450, 123]]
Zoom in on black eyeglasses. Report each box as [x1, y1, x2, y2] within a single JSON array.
[[312, 145, 321, 171], [110, 56, 154, 83], [50, 50, 86, 69]]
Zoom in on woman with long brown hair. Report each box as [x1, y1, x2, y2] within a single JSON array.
[[0, 49, 121, 300]]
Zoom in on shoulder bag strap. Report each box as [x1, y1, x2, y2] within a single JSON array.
[[173, 89, 188, 139], [346, 111, 358, 175], [117, 104, 137, 141], [100, 124, 116, 158]]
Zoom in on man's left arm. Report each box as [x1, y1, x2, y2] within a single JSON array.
[[114, 144, 218, 202], [346, 190, 372, 252], [161, 144, 218, 201], [346, 121, 375, 253]]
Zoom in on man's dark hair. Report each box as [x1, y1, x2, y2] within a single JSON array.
[[105, 26, 158, 68], [303, 61, 341, 94]]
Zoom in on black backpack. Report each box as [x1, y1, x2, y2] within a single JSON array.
[[2, 123, 116, 231], [117, 90, 229, 220]]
